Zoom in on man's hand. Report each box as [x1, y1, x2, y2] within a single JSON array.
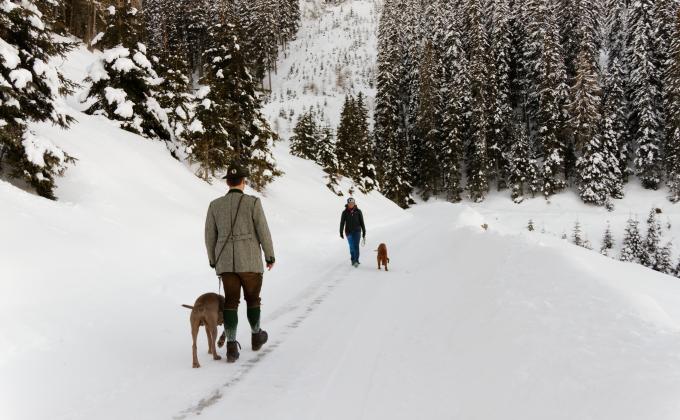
[[210, 263, 216, 269], [267, 262, 275, 271]]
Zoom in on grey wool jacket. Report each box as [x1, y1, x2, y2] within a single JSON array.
[[205, 190, 275, 274]]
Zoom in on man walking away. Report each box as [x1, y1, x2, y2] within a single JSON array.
[[339, 197, 366, 267], [205, 163, 275, 363]]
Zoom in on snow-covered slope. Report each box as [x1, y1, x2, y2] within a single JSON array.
[[3, 2, 680, 420], [263, 0, 381, 139]]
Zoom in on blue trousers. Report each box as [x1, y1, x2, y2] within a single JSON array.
[[347, 230, 361, 264]]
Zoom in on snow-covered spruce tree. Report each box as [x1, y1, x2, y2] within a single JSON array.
[[374, 0, 413, 208], [602, 58, 630, 187], [570, 21, 621, 206], [604, 0, 632, 183], [620, 217, 643, 263], [177, 0, 212, 71], [568, 18, 601, 157], [488, 0, 514, 191], [249, 0, 279, 82], [0, 0, 75, 199], [641, 208, 662, 269], [336, 94, 376, 193], [317, 123, 341, 195], [536, 1, 570, 198], [508, 123, 540, 203], [600, 222, 614, 256], [656, 242, 675, 275], [665, 8, 680, 202], [415, 39, 444, 200], [83, 2, 170, 141], [558, 0, 580, 82], [143, 0, 195, 157], [277, 0, 300, 46], [576, 116, 623, 206], [438, 0, 468, 203], [335, 95, 357, 175], [187, 20, 279, 189], [465, 0, 491, 203], [519, 0, 543, 135], [627, 0, 663, 189], [354, 93, 377, 193], [290, 110, 319, 161], [401, 0, 424, 191]]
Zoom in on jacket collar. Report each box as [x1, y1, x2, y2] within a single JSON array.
[[227, 189, 244, 195]]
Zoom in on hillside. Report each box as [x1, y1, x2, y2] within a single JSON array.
[[2, 1, 680, 420]]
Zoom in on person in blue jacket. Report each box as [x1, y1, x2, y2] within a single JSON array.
[[339, 197, 366, 267]]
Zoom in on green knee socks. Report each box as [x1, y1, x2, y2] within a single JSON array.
[[224, 309, 238, 342], [224, 308, 261, 341], [247, 307, 261, 334]]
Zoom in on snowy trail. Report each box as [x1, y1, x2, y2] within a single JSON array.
[[176, 203, 680, 420]]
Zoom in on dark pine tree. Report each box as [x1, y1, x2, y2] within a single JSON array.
[[665, 8, 680, 202], [415, 39, 444, 200], [627, 0, 663, 189], [465, 0, 491, 202], [374, 0, 413, 207], [536, 1, 569, 198]]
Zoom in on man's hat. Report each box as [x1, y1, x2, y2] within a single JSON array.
[[347, 197, 356, 204], [222, 162, 250, 179]]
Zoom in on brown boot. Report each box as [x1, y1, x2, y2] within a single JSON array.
[[252, 330, 268, 351], [226, 341, 241, 363]]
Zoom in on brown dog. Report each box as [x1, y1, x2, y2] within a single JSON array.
[[182, 292, 225, 368], [377, 243, 390, 271]]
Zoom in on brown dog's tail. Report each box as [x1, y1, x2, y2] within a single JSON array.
[[181, 304, 194, 309]]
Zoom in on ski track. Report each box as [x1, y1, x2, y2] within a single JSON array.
[[173, 260, 350, 419]]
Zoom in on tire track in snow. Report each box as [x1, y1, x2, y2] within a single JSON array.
[[173, 262, 351, 419]]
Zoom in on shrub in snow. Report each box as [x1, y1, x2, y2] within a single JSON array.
[[0, 0, 75, 199], [641, 209, 662, 269], [620, 217, 643, 263], [572, 220, 584, 247], [83, 1, 170, 141], [655, 242, 675, 275], [600, 222, 614, 256], [527, 219, 535, 232]]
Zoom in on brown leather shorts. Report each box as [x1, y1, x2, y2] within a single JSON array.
[[220, 272, 263, 310]]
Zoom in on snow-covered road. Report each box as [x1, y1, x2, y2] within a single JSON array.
[[178, 203, 680, 420]]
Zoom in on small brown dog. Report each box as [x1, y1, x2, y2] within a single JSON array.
[[182, 292, 225, 368], [377, 243, 390, 271]]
